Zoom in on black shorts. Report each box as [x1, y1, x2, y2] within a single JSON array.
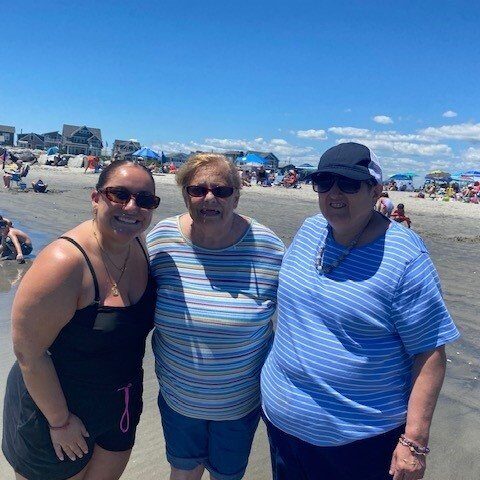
[[2, 362, 144, 480]]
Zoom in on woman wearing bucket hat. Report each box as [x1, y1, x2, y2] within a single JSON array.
[[261, 142, 459, 480]]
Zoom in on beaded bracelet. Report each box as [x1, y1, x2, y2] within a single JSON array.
[[398, 434, 430, 456], [48, 413, 71, 431]]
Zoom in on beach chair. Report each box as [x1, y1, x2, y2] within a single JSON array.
[[11, 164, 30, 189]]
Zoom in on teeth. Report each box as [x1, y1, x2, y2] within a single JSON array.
[[330, 203, 345, 208], [117, 216, 137, 224]]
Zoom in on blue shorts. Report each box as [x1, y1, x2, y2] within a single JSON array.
[[264, 414, 405, 480], [158, 393, 260, 480]]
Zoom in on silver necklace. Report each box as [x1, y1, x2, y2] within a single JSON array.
[[315, 214, 373, 275]]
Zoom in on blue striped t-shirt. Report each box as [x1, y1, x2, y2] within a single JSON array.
[[261, 214, 459, 446], [147, 216, 284, 420]]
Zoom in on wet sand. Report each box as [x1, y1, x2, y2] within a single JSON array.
[[1, 166, 479, 479]]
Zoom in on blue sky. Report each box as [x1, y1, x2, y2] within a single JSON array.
[[2, 0, 480, 176]]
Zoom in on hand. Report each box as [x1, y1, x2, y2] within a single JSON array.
[[389, 444, 426, 480], [49, 413, 90, 461], [16, 253, 24, 263]]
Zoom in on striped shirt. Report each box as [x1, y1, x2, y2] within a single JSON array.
[[147, 215, 284, 420], [261, 214, 459, 446]]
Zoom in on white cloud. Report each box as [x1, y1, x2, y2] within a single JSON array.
[[336, 138, 451, 157], [419, 122, 480, 141], [442, 110, 457, 118], [296, 129, 327, 140], [328, 126, 370, 137], [373, 115, 393, 125]]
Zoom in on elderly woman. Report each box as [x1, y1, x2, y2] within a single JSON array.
[[261, 143, 459, 480], [147, 153, 284, 480], [2, 160, 160, 479]]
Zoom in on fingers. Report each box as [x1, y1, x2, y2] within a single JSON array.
[[80, 423, 90, 438], [77, 436, 89, 455], [69, 442, 85, 459], [62, 444, 77, 461], [53, 442, 64, 461]]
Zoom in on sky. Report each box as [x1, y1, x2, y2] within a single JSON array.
[[2, 0, 480, 177]]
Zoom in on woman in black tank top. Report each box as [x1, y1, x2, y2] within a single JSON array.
[[2, 161, 160, 480]]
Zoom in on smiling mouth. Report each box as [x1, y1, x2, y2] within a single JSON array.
[[114, 216, 140, 225], [200, 208, 221, 216], [329, 202, 346, 209]]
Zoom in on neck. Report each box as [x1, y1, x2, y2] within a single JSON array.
[[331, 211, 375, 247], [186, 214, 238, 249], [92, 221, 130, 255]]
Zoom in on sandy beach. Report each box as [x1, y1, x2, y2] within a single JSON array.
[[1, 165, 479, 479]]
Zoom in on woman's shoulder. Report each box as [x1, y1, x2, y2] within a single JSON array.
[[385, 221, 428, 257]]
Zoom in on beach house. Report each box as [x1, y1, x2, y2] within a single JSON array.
[[62, 124, 103, 155], [43, 131, 63, 149], [17, 132, 45, 150], [0, 125, 15, 146], [112, 139, 141, 160]]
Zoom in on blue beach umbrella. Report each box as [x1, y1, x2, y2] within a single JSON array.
[[389, 173, 414, 181], [132, 147, 160, 160], [237, 153, 268, 167]]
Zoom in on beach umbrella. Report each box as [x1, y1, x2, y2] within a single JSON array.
[[389, 173, 414, 181], [132, 147, 160, 160], [46, 146, 59, 155], [425, 171, 451, 182], [297, 163, 317, 171]]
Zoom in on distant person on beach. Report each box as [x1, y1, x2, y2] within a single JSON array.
[[375, 191, 394, 217], [261, 143, 459, 480], [0, 216, 33, 263], [32, 179, 48, 193], [147, 153, 284, 480], [3, 160, 29, 188], [391, 203, 412, 228], [2, 160, 160, 480], [84, 155, 99, 173]]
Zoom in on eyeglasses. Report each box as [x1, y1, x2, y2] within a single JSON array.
[[312, 173, 370, 194], [0, 221, 7, 228], [185, 185, 236, 198], [99, 186, 160, 209]]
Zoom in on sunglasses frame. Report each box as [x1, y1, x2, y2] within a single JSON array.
[[99, 186, 160, 209], [312, 173, 373, 194], [185, 185, 236, 198]]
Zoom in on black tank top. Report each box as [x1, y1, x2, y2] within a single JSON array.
[[48, 236, 156, 389]]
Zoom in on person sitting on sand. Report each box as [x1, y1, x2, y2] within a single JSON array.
[[391, 203, 412, 228], [283, 169, 299, 188], [241, 169, 252, 187], [0, 216, 33, 263], [32, 179, 48, 193], [375, 191, 394, 217]]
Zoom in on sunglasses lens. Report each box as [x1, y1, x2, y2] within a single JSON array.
[[212, 186, 234, 198], [136, 193, 160, 209], [337, 178, 362, 194], [106, 187, 130, 203], [186, 186, 207, 197], [313, 174, 335, 193]]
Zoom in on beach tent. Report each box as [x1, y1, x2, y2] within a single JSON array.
[[460, 170, 480, 183], [279, 163, 296, 173], [132, 147, 160, 160], [46, 146, 59, 155], [237, 153, 268, 167]]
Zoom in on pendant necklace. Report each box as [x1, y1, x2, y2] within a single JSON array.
[[315, 213, 374, 275], [92, 224, 130, 296]]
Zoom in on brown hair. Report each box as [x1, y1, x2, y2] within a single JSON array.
[[175, 153, 241, 190], [95, 160, 155, 191]]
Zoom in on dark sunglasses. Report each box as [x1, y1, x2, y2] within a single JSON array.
[[312, 173, 371, 194], [185, 185, 236, 198], [99, 186, 160, 209], [0, 221, 7, 228]]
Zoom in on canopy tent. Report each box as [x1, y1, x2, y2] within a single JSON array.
[[279, 163, 296, 173], [46, 146, 59, 155], [132, 147, 160, 160], [236, 153, 268, 167], [459, 169, 480, 183]]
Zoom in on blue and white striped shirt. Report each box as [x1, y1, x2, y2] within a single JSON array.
[[147, 216, 284, 420], [261, 214, 459, 446]]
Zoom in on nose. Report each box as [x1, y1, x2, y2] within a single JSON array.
[[203, 189, 216, 201], [123, 196, 139, 210], [328, 180, 343, 196]]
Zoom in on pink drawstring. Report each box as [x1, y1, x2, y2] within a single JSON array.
[[117, 383, 132, 433]]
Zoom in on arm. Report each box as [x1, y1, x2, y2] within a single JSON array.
[[12, 242, 90, 460], [7, 232, 23, 261], [390, 346, 447, 480]]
